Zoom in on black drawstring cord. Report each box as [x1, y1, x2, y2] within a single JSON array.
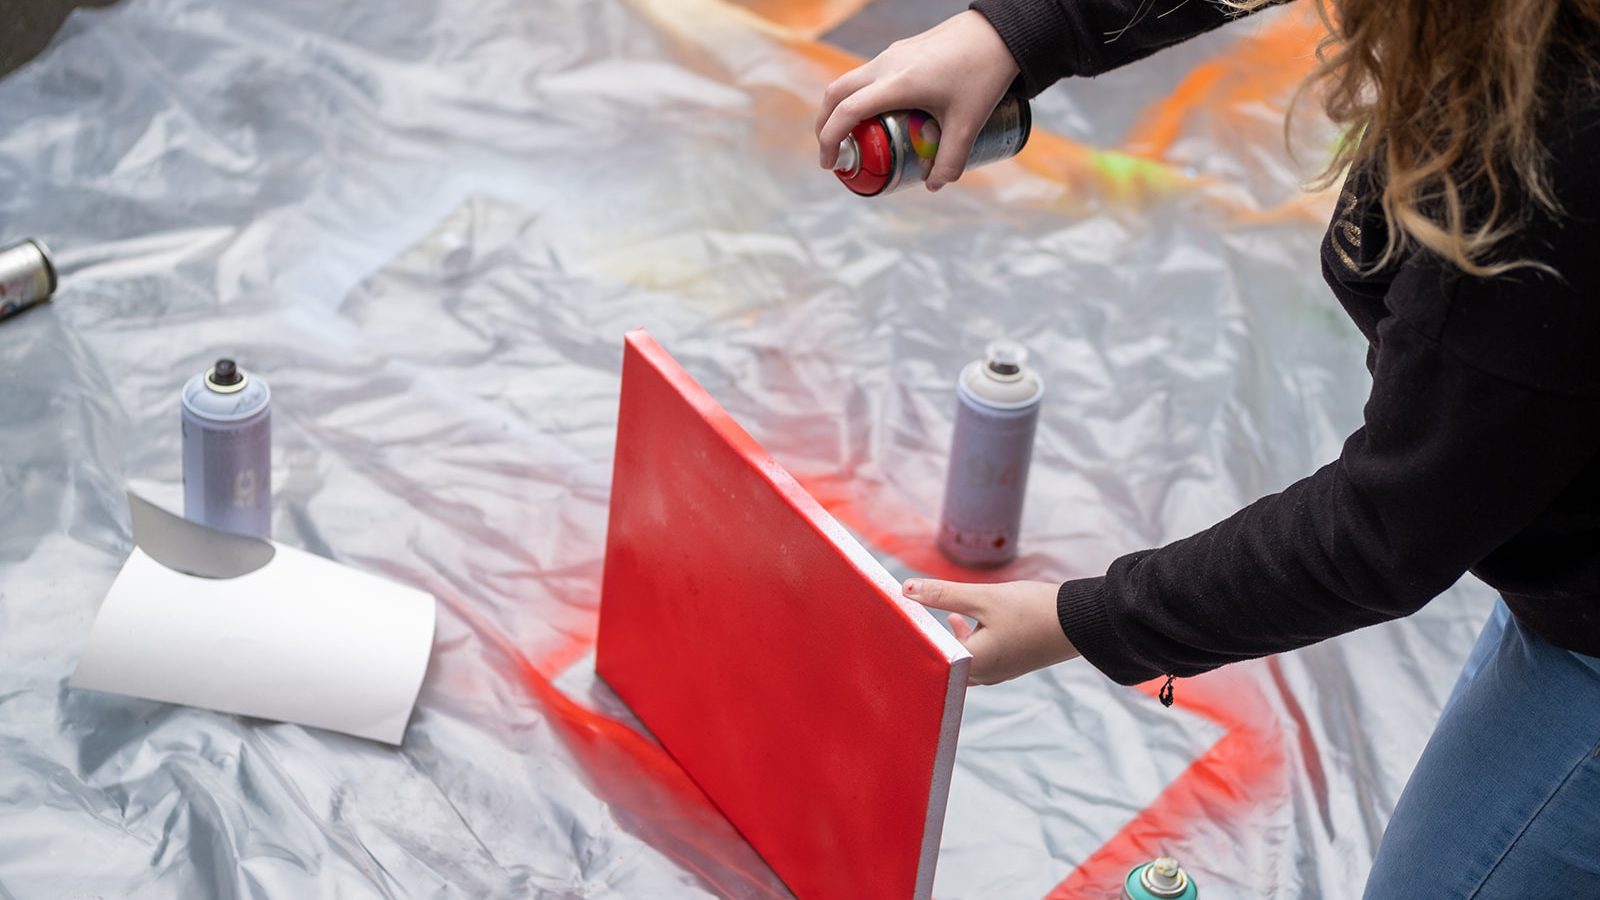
[[1158, 674, 1176, 707]]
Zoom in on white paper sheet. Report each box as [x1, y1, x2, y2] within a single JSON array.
[[73, 539, 436, 746]]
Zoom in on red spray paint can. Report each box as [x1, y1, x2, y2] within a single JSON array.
[[832, 95, 1031, 196]]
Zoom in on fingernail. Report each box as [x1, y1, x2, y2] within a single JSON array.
[[903, 579, 920, 596]]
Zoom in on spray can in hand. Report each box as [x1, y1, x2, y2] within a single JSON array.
[[937, 341, 1043, 568], [832, 95, 1031, 196], [1124, 856, 1199, 900], [182, 358, 272, 539]]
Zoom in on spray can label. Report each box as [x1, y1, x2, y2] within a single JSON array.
[[906, 95, 1031, 172], [182, 360, 272, 539], [0, 239, 58, 321], [937, 343, 1043, 568]]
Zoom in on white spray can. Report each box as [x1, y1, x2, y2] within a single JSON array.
[[181, 358, 272, 539], [937, 341, 1043, 568]]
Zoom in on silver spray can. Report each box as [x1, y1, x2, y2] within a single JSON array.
[[833, 95, 1031, 197], [182, 358, 272, 539], [0, 239, 58, 322], [937, 341, 1043, 567]]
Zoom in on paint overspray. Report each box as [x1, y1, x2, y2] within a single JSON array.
[[182, 358, 272, 539], [430, 583, 791, 898], [0, 238, 57, 321], [833, 95, 1031, 196], [937, 340, 1043, 568], [1046, 668, 1286, 898]]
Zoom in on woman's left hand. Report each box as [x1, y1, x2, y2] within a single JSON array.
[[903, 578, 1080, 685]]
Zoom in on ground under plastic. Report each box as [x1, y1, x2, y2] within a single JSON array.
[[0, 1, 1497, 897]]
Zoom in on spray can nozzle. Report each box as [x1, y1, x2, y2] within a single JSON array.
[[1145, 858, 1186, 894], [1124, 855, 1195, 899], [983, 340, 1028, 380], [833, 136, 861, 175], [206, 358, 248, 393]]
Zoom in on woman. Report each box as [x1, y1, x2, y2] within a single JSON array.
[[815, 1, 1600, 895]]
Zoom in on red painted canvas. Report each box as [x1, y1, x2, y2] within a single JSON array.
[[596, 330, 970, 899]]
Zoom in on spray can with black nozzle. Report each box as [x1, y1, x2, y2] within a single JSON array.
[[832, 95, 1031, 196], [1123, 856, 1199, 900], [937, 340, 1043, 568], [182, 358, 272, 539]]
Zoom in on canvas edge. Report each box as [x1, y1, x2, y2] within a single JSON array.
[[915, 650, 970, 899], [593, 334, 646, 684]]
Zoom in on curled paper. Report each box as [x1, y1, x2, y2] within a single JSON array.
[[72, 494, 436, 745]]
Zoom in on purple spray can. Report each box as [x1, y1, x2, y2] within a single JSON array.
[[181, 358, 272, 539], [937, 341, 1043, 568]]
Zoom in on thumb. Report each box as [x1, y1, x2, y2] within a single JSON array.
[[904, 578, 987, 616]]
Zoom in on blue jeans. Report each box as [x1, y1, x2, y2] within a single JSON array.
[[1365, 601, 1600, 898]]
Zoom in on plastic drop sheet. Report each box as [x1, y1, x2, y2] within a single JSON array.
[[0, 0, 1498, 897]]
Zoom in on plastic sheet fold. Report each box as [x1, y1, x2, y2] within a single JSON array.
[[0, 0, 1495, 896]]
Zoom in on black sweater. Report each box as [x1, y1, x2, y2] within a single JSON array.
[[969, 0, 1600, 683]]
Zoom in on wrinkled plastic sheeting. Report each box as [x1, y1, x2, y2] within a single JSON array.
[[0, 0, 1496, 897]]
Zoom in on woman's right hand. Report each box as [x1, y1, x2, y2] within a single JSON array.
[[814, 10, 1021, 192]]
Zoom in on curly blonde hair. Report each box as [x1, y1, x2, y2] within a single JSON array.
[[1243, 0, 1600, 275]]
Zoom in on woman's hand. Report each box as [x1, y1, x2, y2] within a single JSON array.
[[815, 10, 1020, 192], [904, 578, 1079, 685]]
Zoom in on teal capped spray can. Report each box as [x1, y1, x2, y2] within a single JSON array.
[[1124, 856, 1198, 900]]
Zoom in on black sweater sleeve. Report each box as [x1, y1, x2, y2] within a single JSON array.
[[971, 0, 1289, 97], [1058, 153, 1600, 685]]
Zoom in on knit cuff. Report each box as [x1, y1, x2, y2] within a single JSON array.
[[970, 0, 1081, 98], [1057, 577, 1154, 686]]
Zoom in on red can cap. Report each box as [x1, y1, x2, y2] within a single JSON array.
[[835, 119, 893, 197]]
